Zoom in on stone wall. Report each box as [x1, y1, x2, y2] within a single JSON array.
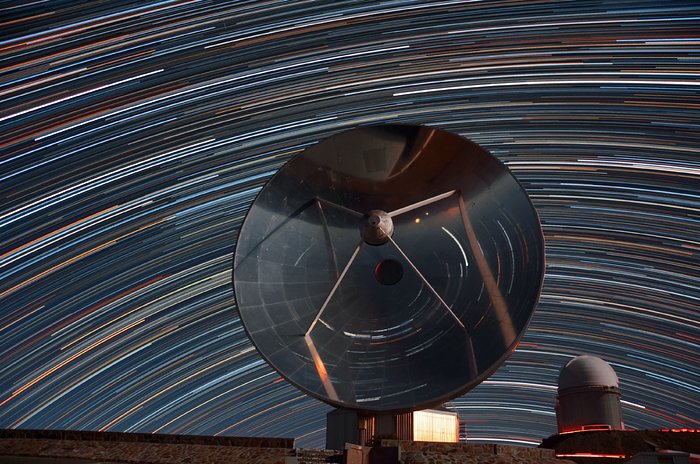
[[0, 429, 294, 464], [0, 429, 294, 448], [398, 441, 576, 464], [0, 429, 581, 464], [295, 448, 343, 463]]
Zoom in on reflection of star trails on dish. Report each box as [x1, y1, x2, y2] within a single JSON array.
[[304, 240, 363, 337], [236, 197, 359, 271], [388, 190, 457, 217], [234, 197, 318, 270], [386, 234, 466, 330], [442, 226, 469, 270], [458, 193, 516, 346], [304, 334, 339, 401]]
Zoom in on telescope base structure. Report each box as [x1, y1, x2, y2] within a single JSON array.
[[325, 407, 460, 450]]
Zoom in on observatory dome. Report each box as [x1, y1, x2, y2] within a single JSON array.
[[555, 355, 624, 433], [559, 355, 619, 391]]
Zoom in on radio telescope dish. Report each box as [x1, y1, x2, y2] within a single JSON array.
[[233, 124, 544, 413]]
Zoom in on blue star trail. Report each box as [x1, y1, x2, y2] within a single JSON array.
[[0, 0, 698, 448]]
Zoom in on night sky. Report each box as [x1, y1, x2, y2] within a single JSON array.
[[1, 0, 698, 449]]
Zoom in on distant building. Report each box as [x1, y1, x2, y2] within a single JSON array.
[[326, 408, 459, 450], [556, 355, 624, 433]]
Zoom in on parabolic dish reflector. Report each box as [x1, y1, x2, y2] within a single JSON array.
[[233, 124, 544, 413]]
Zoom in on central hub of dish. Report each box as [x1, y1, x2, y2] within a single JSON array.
[[360, 209, 394, 245]]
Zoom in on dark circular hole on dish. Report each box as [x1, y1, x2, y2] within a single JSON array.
[[375, 259, 403, 285]]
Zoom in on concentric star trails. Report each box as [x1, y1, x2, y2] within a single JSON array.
[[0, 0, 697, 449]]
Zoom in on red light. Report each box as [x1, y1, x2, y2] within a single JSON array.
[[556, 453, 627, 459]]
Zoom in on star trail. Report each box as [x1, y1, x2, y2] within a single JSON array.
[[0, 0, 698, 449]]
